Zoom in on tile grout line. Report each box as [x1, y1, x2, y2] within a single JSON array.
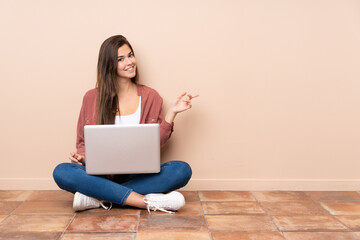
[[57, 212, 77, 240], [0, 191, 33, 235], [303, 191, 354, 233], [332, 215, 358, 233], [0, 201, 27, 225], [4, 190, 38, 218], [250, 191, 289, 240], [198, 191, 213, 240], [134, 208, 141, 240]]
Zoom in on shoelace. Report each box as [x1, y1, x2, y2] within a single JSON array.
[[100, 201, 112, 211], [143, 199, 174, 214]]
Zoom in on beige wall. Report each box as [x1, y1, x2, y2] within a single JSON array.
[[1, 0, 359, 190]]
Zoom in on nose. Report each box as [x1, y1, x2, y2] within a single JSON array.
[[125, 57, 134, 65]]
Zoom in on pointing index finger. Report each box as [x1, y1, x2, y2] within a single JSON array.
[[189, 94, 199, 99]]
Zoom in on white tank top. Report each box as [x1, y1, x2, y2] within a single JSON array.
[[115, 96, 141, 125]]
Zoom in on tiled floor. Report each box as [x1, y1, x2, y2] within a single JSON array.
[[0, 190, 360, 239]]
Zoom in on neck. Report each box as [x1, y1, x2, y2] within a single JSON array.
[[117, 78, 135, 95]]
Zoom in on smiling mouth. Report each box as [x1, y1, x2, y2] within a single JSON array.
[[125, 66, 135, 72]]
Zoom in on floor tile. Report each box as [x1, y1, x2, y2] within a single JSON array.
[[2, 190, 358, 239], [141, 201, 203, 216], [261, 200, 329, 216], [12, 201, 74, 215], [61, 232, 135, 240], [205, 215, 278, 232], [212, 232, 286, 240], [0, 215, 7, 222], [136, 231, 211, 240], [198, 191, 254, 201], [306, 191, 360, 201], [272, 216, 348, 231], [320, 201, 360, 215], [179, 191, 200, 202], [0, 215, 72, 232], [77, 206, 140, 216], [67, 215, 138, 232], [0, 190, 34, 201], [139, 215, 207, 232], [202, 201, 265, 215], [252, 191, 310, 202], [0, 201, 22, 214], [283, 232, 360, 240], [28, 190, 74, 201], [0, 232, 62, 240], [336, 216, 360, 231]]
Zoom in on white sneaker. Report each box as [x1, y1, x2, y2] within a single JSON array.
[[73, 192, 112, 211], [144, 191, 185, 214]]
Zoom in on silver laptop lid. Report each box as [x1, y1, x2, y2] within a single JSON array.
[[84, 124, 160, 175]]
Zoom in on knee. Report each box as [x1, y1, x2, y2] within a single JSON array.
[[53, 163, 75, 188], [170, 161, 192, 183], [53, 163, 66, 180]]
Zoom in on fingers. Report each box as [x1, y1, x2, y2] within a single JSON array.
[[69, 152, 84, 165], [189, 94, 199, 99], [183, 93, 199, 103], [69, 156, 79, 164], [177, 92, 187, 100], [171, 92, 198, 114], [69, 152, 77, 162], [178, 92, 199, 101], [181, 93, 197, 107], [181, 93, 199, 100], [187, 94, 199, 100]]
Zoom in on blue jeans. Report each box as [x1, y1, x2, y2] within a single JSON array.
[[53, 161, 192, 206]]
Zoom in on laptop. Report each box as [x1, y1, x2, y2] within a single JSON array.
[[84, 124, 160, 175]]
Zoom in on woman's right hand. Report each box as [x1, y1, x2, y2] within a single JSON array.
[[69, 151, 85, 166]]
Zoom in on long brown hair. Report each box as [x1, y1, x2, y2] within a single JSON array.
[[96, 35, 138, 124]]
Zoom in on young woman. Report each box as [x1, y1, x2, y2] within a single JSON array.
[[53, 35, 198, 213]]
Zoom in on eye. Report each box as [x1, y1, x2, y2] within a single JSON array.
[[118, 58, 124, 62], [129, 52, 134, 58]]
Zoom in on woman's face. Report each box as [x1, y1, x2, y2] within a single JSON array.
[[117, 44, 136, 80]]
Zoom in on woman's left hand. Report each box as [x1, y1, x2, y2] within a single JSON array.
[[170, 92, 199, 114], [165, 92, 199, 124]]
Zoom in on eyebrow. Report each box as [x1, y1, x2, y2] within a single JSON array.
[[117, 51, 133, 58]]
